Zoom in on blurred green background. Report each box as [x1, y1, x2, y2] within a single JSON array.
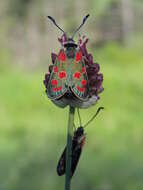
[[0, 0, 143, 190]]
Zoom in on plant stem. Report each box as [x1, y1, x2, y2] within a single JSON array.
[[65, 106, 75, 190]]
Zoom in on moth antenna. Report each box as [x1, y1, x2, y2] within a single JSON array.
[[83, 107, 104, 128], [77, 108, 82, 126], [47, 16, 65, 34], [72, 14, 90, 39]]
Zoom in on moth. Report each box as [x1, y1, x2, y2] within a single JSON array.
[[47, 14, 90, 100], [57, 107, 104, 178]]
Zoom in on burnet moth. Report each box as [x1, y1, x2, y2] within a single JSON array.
[[57, 107, 104, 178], [47, 14, 90, 101]]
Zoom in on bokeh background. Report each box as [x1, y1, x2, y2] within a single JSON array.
[[0, 0, 143, 190]]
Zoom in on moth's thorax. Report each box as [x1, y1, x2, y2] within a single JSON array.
[[73, 127, 84, 140], [78, 135, 86, 147], [65, 47, 77, 59], [63, 38, 78, 59], [73, 127, 85, 146]]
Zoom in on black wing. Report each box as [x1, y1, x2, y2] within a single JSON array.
[[57, 147, 66, 176], [56, 139, 82, 178], [71, 140, 82, 177]]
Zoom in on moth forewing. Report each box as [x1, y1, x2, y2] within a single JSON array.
[[57, 126, 85, 178]]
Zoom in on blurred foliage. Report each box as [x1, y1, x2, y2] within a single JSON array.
[[7, 0, 32, 20], [90, 0, 113, 17], [0, 0, 143, 189], [0, 43, 143, 190]]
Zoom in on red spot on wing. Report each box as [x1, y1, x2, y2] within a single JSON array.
[[57, 86, 62, 91], [77, 86, 85, 92], [59, 71, 67, 79], [58, 51, 66, 62], [75, 51, 82, 62], [74, 72, 81, 79], [81, 79, 87, 86], [51, 79, 58, 86], [81, 67, 86, 73], [53, 66, 58, 73], [52, 87, 57, 92], [52, 86, 62, 92]]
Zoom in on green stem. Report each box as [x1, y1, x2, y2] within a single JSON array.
[[65, 106, 75, 190]]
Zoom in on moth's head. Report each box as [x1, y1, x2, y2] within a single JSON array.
[[63, 38, 77, 48], [77, 126, 84, 134], [74, 126, 84, 139]]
